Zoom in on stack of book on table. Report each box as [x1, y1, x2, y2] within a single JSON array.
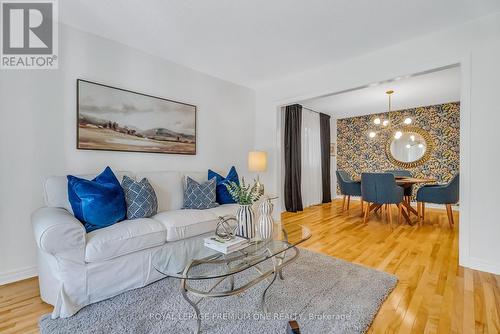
[[204, 236, 250, 254]]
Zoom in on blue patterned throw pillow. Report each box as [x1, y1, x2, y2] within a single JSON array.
[[122, 176, 158, 219], [183, 177, 219, 210], [208, 166, 239, 204]]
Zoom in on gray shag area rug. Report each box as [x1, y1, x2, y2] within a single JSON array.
[[40, 250, 397, 334]]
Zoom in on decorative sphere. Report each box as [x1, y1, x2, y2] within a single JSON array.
[[215, 216, 238, 240]]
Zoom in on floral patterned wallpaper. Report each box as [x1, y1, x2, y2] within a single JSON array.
[[336, 102, 460, 197]]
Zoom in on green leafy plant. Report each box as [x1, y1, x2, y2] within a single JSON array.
[[224, 178, 264, 205]]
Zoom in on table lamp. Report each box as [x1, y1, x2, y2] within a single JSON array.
[[248, 151, 267, 191]]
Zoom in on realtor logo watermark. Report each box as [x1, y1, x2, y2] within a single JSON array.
[[1, 0, 58, 69]]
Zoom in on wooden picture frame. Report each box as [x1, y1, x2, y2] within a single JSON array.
[[77, 79, 197, 155]]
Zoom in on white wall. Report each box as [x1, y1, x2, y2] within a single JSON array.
[[254, 13, 500, 274], [0, 24, 256, 283]]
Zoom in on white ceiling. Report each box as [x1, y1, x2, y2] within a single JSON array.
[[60, 1, 500, 87], [300, 66, 461, 119]]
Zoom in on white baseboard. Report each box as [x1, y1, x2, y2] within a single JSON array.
[[460, 257, 500, 275], [0, 266, 37, 286]]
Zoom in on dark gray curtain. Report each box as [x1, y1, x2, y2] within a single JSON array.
[[320, 113, 331, 203], [284, 104, 303, 212]]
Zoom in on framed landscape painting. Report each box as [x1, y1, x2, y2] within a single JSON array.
[[77, 79, 196, 155]]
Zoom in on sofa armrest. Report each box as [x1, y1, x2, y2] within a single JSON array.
[[31, 207, 86, 261]]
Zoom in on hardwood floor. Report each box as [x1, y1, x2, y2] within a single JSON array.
[[0, 277, 51, 334], [0, 199, 498, 333], [283, 199, 500, 333]]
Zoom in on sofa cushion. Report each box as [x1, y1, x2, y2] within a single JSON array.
[[182, 171, 207, 188], [122, 176, 158, 219], [45, 171, 133, 213], [68, 167, 127, 233], [152, 209, 219, 242], [206, 204, 240, 218], [183, 177, 219, 210], [151, 204, 239, 242], [135, 171, 183, 212], [208, 166, 239, 204], [45, 170, 211, 213], [85, 218, 166, 262]]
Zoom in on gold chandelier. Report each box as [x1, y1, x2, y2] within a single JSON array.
[[368, 90, 413, 139]]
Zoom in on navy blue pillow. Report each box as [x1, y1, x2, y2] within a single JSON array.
[[67, 167, 126, 233], [208, 166, 239, 204]]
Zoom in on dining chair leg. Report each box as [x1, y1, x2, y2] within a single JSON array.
[[398, 203, 402, 225], [445, 204, 454, 228], [449, 205, 455, 226], [421, 202, 425, 224], [360, 198, 364, 216], [342, 195, 346, 212], [347, 196, 351, 210], [388, 204, 394, 229], [385, 204, 389, 222], [363, 202, 371, 224], [418, 202, 423, 226]]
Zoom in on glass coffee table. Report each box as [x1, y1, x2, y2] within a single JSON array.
[[152, 223, 311, 333]]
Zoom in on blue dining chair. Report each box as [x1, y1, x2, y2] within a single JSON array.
[[385, 170, 413, 203], [416, 174, 459, 228], [361, 173, 404, 228], [336, 170, 363, 213]]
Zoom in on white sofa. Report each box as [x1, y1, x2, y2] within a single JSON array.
[[31, 170, 238, 319]]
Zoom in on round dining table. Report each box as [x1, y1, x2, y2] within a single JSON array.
[[352, 176, 437, 225]]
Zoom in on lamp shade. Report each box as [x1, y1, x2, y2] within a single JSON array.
[[248, 151, 267, 172]]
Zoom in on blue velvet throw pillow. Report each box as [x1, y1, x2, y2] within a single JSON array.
[[67, 167, 126, 233], [208, 166, 239, 204], [121, 175, 158, 219], [183, 177, 219, 210]]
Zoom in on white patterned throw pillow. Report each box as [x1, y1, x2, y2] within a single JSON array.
[[183, 177, 219, 210], [122, 176, 158, 219]]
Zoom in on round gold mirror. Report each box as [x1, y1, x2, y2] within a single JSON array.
[[386, 127, 433, 168]]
